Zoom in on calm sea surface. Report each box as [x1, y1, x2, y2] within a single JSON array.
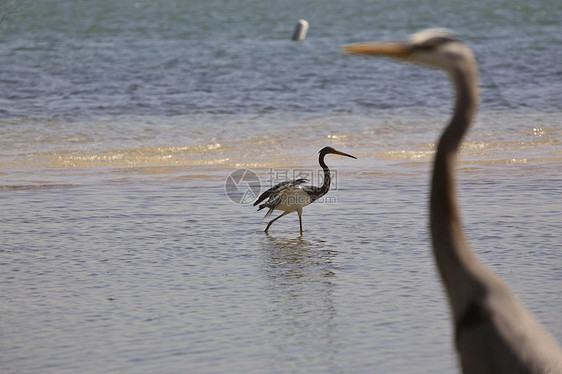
[[1, 1, 561, 373]]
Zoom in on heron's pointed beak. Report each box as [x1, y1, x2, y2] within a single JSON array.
[[343, 42, 412, 60], [333, 150, 357, 159]]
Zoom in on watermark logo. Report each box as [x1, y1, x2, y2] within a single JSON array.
[[224, 169, 261, 204], [265, 168, 338, 189]]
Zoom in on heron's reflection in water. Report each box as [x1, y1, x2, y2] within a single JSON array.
[[260, 235, 340, 367]]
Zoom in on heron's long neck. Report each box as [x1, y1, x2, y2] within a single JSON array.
[[430, 52, 484, 318], [310, 155, 331, 200]]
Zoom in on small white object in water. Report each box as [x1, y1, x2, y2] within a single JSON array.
[[291, 19, 309, 41]]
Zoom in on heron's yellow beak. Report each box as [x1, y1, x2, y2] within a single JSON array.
[[343, 42, 411, 59]]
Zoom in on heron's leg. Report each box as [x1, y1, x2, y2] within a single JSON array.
[[297, 207, 303, 234], [265, 211, 290, 233]]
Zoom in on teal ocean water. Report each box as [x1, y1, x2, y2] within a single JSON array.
[[1, 1, 561, 373]]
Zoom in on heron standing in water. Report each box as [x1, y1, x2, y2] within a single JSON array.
[[254, 146, 356, 234], [345, 29, 562, 373]]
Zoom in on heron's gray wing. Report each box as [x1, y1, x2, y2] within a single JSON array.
[[253, 178, 308, 206]]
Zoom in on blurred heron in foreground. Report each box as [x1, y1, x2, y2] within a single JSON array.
[[345, 28, 562, 373]]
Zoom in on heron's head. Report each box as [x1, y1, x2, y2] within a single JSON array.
[[319, 146, 357, 159], [343, 28, 474, 74]]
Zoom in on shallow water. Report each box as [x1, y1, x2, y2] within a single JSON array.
[[1, 0, 561, 373], [2, 167, 561, 373]]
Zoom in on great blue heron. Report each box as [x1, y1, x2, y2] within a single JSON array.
[[345, 28, 562, 373], [254, 146, 356, 234]]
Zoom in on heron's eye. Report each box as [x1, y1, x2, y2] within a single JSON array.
[[415, 42, 437, 51]]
